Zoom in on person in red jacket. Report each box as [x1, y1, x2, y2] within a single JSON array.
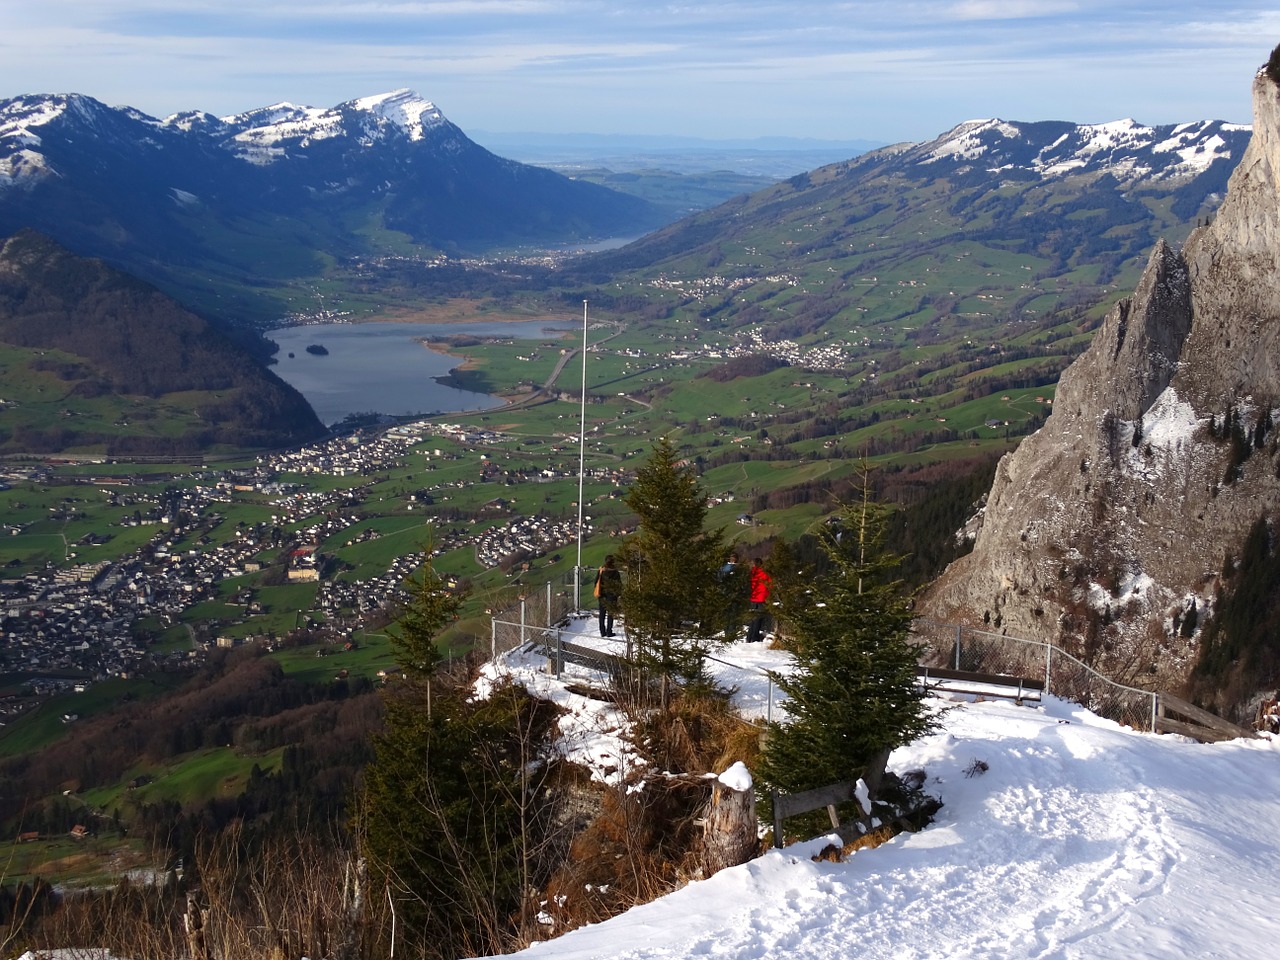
[[745, 557, 773, 643]]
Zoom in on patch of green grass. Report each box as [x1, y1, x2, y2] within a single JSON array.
[[0, 674, 187, 759], [271, 633, 395, 684], [1, 833, 156, 887]]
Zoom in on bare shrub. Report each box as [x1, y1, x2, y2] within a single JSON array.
[[14, 829, 376, 960]]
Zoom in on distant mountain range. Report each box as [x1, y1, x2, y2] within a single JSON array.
[[912, 115, 1243, 182], [581, 115, 1250, 304], [0, 89, 664, 322]]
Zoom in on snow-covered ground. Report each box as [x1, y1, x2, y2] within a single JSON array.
[[474, 615, 1280, 960], [22, 617, 1280, 960]]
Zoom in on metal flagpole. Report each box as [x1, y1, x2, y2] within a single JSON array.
[[575, 300, 588, 609]]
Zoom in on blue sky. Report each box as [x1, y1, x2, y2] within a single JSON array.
[[2, 1, 1276, 142]]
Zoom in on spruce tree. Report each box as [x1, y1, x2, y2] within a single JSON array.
[[621, 437, 728, 710], [389, 560, 456, 682], [358, 561, 558, 957], [758, 496, 935, 795]]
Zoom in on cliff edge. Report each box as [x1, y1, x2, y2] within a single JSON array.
[[918, 61, 1280, 713]]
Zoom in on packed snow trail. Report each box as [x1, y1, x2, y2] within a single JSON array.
[[473, 690, 1280, 960]]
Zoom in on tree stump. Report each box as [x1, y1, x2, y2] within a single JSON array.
[[184, 891, 214, 960], [703, 761, 758, 873]]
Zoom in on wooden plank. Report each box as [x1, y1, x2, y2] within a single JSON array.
[[920, 681, 1042, 704], [772, 780, 859, 822], [917, 670, 1043, 704], [1154, 715, 1249, 744], [560, 642, 627, 672], [538, 637, 628, 676], [916, 664, 1045, 692], [1159, 693, 1256, 740]]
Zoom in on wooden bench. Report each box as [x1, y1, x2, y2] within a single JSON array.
[[538, 635, 630, 678], [771, 778, 867, 848], [915, 664, 1044, 704]]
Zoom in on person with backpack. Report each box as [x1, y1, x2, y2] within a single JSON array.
[[594, 554, 622, 637], [745, 556, 773, 643], [718, 550, 747, 639]]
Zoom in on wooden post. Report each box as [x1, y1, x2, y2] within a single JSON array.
[[703, 763, 757, 873], [184, 891, 214, 960], [334, 856, 367, 960]]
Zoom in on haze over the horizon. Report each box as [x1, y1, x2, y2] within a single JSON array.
[[0, 1, 1274, 144]]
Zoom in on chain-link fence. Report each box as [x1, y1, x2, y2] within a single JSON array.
[[483, 591, 1164, 733], [487, 567, 586, 660], [912, 618, 1159, 732]]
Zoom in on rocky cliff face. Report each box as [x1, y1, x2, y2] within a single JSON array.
[[919, 66, 1280, 708]]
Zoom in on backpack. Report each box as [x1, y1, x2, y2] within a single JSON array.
[[594, 569, 602, 598]]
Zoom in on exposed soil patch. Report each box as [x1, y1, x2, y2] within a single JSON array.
[[362, 299, 567, 325]]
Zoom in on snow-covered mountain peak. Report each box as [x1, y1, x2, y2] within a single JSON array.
[[925, 118, 1021, 162], [219, 101, 318, 132], [0, 93, 133, 186], [347, 89, 446, 141], [213, 90, 452, 164], [0, 92, 97, 134], [163, 109, 227, 135]]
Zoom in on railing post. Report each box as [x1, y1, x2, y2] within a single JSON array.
[[491, 616, 497, 661], [954, 624, 962, 670], [772, 791, 784, 849], [546, 580, 553, 626], [1151, 692, 1159, 734], [1044, 642, 1052, 697], [520, 597, 527, 647], [554, 627, 564, 678]]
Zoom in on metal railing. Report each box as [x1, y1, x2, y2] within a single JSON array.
[[911, 618, 1160, 732], [487, 613, 784, 722], [487, 568, 584, 659], [482, 579, 1166, 734]]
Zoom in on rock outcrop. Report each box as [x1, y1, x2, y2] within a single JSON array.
[[919, 64, 1280, 708]]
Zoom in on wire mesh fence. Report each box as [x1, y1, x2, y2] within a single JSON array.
[[482, 583, 1163, 733], [487, 567, 585, 660], [912, 618, 1159, 732]]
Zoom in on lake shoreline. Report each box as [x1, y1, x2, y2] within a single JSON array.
[[266, 318, 569, 426]]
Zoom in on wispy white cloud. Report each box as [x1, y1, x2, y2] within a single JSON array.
[[0, 0, 1272, 140], [945, 1, 1082, 21]]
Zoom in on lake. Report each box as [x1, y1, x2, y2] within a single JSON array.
[[267, 320, 574, 428]]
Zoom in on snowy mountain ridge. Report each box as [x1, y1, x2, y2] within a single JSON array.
[[0, 88, 458, 179], [0, 87, 659, 293], [0, 88, 1251, 190], [213, 89, 454, 165], [914, 115, 1248, 182]]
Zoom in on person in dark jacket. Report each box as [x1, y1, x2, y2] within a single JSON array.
[[718, 550, 746, 639], [594, 555, 622, 637]]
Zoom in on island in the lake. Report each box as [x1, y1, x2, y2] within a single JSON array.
[[305, 343, 329, 356]]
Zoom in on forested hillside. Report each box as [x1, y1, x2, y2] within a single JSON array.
[[0, 230, 324, 452]]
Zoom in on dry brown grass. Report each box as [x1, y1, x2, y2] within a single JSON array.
[[810, 823, 908, 864], [9, 829, 382, 960], [366, 299, 564, 325], [534, 685, 765, 937]]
